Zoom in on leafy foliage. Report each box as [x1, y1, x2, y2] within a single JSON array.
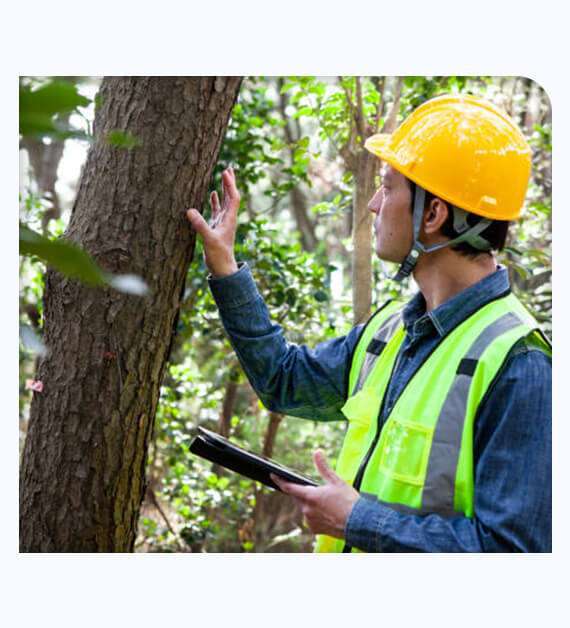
[[19, 78, 90, 140]]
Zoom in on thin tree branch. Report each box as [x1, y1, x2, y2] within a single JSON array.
[[381, 77, 403, 133], [340, 76, 364, 138], [371, 76, 385, 132], [146, 486, 181, 547], [354, 76, 367, 138]]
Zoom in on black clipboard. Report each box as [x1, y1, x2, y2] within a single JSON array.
[[189, 427, 319, 491]]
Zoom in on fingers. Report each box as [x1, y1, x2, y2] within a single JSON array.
[[222, 166, 240, 207], [270, 473, 313, 500], [208, 167, 239, 232], [210, 191, 221, 222], [313, 450, 341, 485], [186, 209, 214, 242], [220, 170, 226, 209], [188, 166, 239, 237]]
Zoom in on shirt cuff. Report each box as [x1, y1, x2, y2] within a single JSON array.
[[344, 495, 391, 552], [207, 262, 261, 311]]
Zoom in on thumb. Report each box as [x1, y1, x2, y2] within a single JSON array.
[[186, 209, 213, 242], [313, 449, 341, 485]]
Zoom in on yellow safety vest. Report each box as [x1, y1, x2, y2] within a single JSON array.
[[315, 292, 551, 552]]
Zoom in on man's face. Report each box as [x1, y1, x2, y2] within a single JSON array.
[[368, 164, 414, 263]]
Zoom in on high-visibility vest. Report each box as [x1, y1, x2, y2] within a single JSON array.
[[315, 292, 551, 553]]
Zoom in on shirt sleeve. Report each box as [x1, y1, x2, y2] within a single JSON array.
[[344, 342, 552, 552], [208, 262, 363, 422]]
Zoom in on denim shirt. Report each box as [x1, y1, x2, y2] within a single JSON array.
[[208, 263, 552, 552]]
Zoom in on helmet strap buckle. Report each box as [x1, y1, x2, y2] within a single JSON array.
[[392, 185, 493, 283]]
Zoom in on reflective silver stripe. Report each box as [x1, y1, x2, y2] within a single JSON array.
[[354, 311, 403, 394], [421, 311, 524, 515]]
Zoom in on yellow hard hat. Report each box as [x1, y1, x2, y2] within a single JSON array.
[[364, 94, 532, 221]]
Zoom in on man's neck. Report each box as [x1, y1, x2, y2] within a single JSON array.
[[412, 249, 497, 313]]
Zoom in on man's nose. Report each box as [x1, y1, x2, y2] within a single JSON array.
[[368, 191, 381, 214]]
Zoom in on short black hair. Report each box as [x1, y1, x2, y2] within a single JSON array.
[[406, 179, 510, 258]]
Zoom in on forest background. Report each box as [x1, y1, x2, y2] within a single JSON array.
[[18, 76, 552, 552]]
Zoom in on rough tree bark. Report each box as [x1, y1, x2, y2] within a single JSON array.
[[19, 76, 242, 552]]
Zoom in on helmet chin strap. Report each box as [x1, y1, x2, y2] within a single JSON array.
[[392, 183, 494, 282]]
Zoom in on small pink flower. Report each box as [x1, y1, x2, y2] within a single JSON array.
[[25, 379, 44, 393]]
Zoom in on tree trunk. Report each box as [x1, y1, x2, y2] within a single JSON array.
[[289, 186, 317, 252], [19, 76, 242, 552], [253, 411, 286, 550], [217, 375, 239, 438], [262, 412, 283, 458], [21, 115, 68, 234], [351, 149, 376, 325], [212, 369, 240, 476]]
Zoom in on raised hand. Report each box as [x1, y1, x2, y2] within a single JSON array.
[[186, 166, 240, 277]]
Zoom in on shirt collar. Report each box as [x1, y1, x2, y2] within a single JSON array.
[[402, 264, 511, 340]]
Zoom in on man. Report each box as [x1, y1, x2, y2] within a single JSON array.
[[186, 94, 552, 552]]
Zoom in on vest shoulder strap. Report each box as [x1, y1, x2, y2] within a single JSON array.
[[348, 299, 404, 397], [518, 329, 552, 357], [501, 293, 551, 354]]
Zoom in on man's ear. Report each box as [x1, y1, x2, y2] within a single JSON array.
[[424, 197, 449, 235]]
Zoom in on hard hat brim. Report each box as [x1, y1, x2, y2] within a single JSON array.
[[364, 134, 393, 162], [364, 133, 411, 182], [364, 132, 522, 221]]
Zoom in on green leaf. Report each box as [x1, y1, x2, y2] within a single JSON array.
[[20, 80, 90, 116], [280, 81, 296, 94], [310, 202, 332, 215], [249, 116, 264, 128], [313, 289, 329, 302], [294, 106, 313, 118], [179, 505, 191, 518], [106, 130, 141, 149], [19, 80, 90, 138], [503, 246, 522, 257], [285, 288, 297, 306], [19, 223, 149, 295], [20, 223, 106, 286]]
